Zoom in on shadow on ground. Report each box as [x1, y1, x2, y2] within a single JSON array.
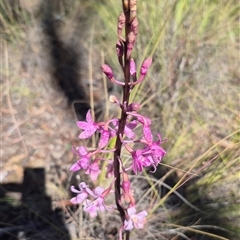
[[0, 168, 70, 240]]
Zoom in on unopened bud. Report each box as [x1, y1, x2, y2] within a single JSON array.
[[130, 0, 137, 11], [102, 64, 114, 79], [128, 103, 141, 112], [127, 32, 135, 47], [128, 57, 152, 86], [140, 57, 152, 76], [118, 12, 126, 37], [130, 58, 136, 75], [130, 0, 137, 22], [109, 95, 122, 108], [102, 65, 125, 86], [109, 95, 116, 103], [127, 32, 136, 58], [116, 40, 124, 57], [127, 31, 136, 44], [131, 18, 138, 35]]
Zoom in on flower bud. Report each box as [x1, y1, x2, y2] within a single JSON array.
[[109, 95, 122, 108], [130, 58, 136, 75], [128, 102, 141, 112], [130, 0, 137, 11], [102, 64, 114, 79], [109, 95, 117, 103], [118, 12, 126, 37], [127, 32, 136, 58], [140, 57, 152, 76], [127, 32, 135, 47], [116, 40, 123, 57], [130, 0, 137, 22], [128, 57, 152, 86], [102, 64, 125, 86], [131, 18, 138, 35]]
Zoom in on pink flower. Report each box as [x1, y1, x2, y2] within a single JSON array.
[[98, 129, 110, 149], [83, 187, 105, 218], [147, 143, 166, 166], [83, 185, 114, 217], [85, 161, 101, 181], [76, 110, 99, 139], [132, 149, 152, 174], [121, 137, 152, 174], [83, 199, 99, 218], [70, 146, 91, 171], [124, 206, 148, 230], [112, 119, 138, 140], [142, 134, 167, 169], [70, 182, 96, 204], [127, 112, 153, 142]]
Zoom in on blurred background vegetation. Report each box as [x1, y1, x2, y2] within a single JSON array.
[[1, 0, 239, 239]]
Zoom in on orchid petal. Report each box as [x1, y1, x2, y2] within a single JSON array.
[[86, 110, 94, 124], [70, 163, 81, 172], [99, 130, 110, 149], [78, 146, 88, 156]]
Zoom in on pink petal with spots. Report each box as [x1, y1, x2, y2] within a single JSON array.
[[124, 127, 135, 139], [98, 131, 110, 149], [78, 146, 88, 156], [70, 185, 80, 194], [127, 206, 137, 215], [143, 126, 153, 143], [70, 163, 81, 172], [86, 110, 94, 124], [124, 219, 134, 230], [77, 157, 89, 169], [93, 186, 105, 197], [70, 192, 88, 204], [79, 128, 96, 139]]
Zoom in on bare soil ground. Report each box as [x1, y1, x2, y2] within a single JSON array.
[[1, 21, 89, 238]]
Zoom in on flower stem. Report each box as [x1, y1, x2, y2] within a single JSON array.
[[114, 0, 132, 236]]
